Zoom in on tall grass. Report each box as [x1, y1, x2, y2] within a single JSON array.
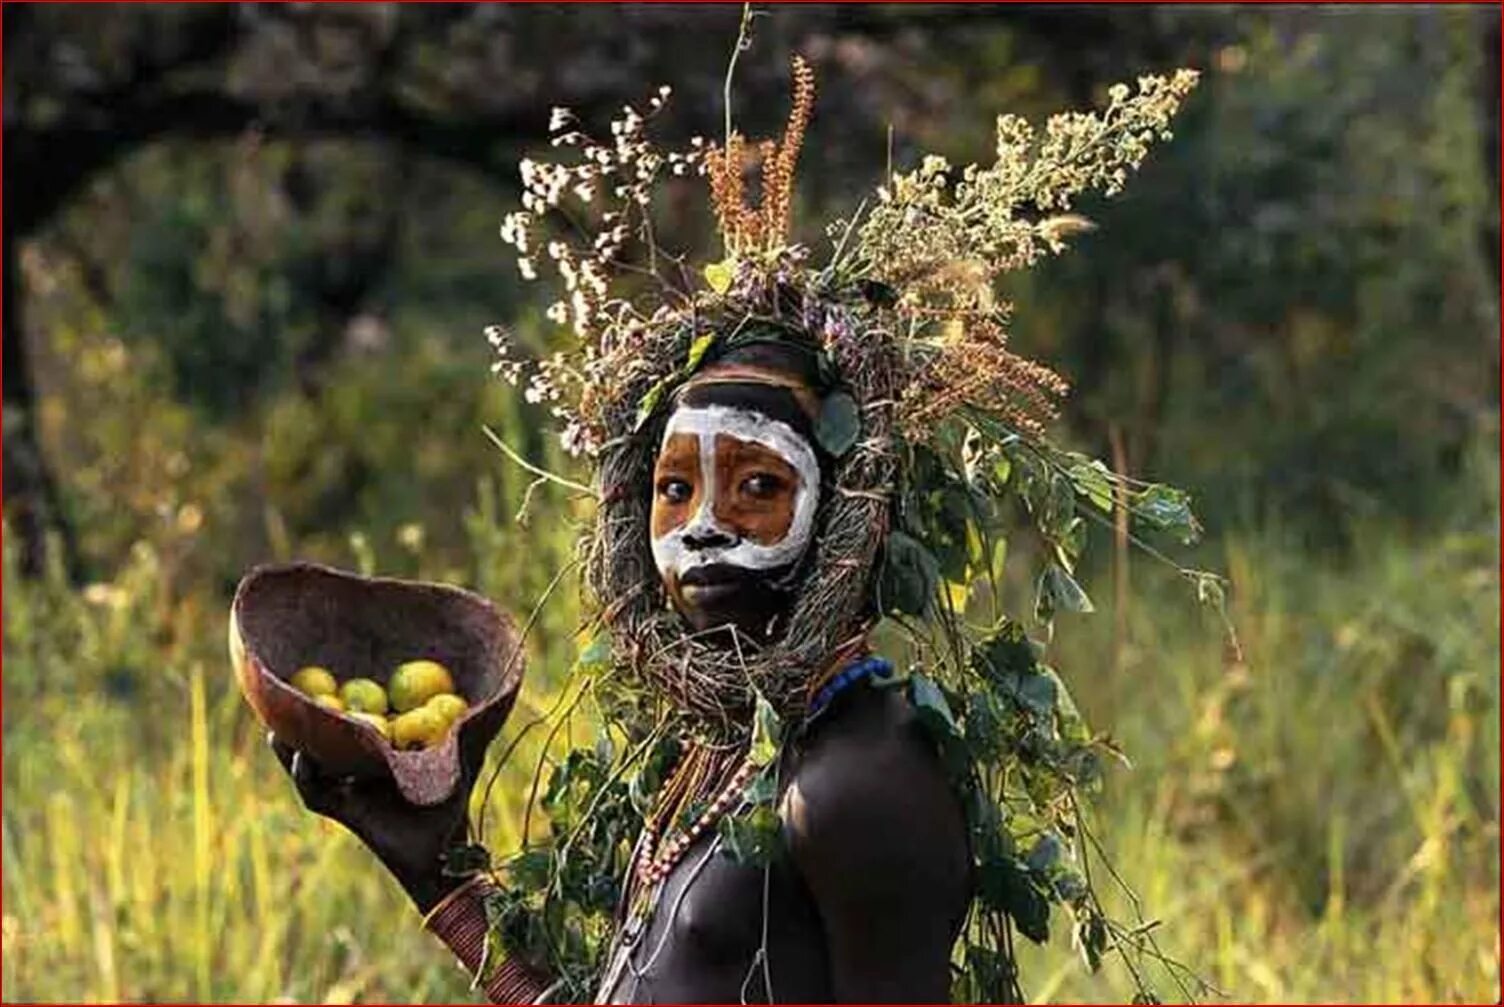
[[1024, 502, 1500, 1003], [3, 465, 1497, 1002]]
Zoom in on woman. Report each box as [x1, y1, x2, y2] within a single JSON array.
[[263, 52, 1200, 1004]]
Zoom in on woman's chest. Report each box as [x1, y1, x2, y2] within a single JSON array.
[[598, 832, 828, 1003]]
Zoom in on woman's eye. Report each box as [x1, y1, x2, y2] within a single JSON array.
[[741, 473, 784, 498], [658, 478, 692, 504]]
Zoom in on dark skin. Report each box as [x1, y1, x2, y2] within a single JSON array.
[[267, 731, 482, 914], [272, 688, 971, 1003], [597, 685, 970, 1003], [271, 368, 973, 1003]]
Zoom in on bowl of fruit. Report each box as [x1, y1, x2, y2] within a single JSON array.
[[229, 562, 524, 807]]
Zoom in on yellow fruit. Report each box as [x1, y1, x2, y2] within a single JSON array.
[[391, 707, 448, 751], [425, 692, 468, 726], [291, 666, 338, 698], [340, 678, 389, 715], [347, 711, 391, 740], [388, 660, 455, 713], [313, 693, 345, 713]]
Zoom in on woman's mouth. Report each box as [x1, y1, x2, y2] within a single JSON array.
[[679, 580, 740, 606], [676, 565, 748, 607]]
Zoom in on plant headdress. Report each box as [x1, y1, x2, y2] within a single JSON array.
[[482, 33, 1223, 1004]]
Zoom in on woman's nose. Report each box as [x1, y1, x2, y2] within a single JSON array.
[[682, 524, 737, 550]]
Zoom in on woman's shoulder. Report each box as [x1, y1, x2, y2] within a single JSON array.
[[778, 678, 972, 911], [782, 680, 965, 848]]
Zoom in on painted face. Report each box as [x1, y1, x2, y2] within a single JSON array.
[[650, 403, 821, 638]]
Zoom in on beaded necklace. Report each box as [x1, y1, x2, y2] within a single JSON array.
[[627, 651, 892, 897], [598, 653, 894, 1001], [633, 742, 755, 889]]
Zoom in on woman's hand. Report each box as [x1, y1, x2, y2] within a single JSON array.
[[267, 731, 488, 913]]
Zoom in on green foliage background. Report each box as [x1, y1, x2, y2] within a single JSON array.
[[2, 5, 1498, 1003]]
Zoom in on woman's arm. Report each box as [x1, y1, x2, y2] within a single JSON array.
[[784, 688, 972, 1003], [268, 735, 554, 1003], [422, 875, 553, 1003]]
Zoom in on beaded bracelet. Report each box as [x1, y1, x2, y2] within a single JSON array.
[[423, 876, 552, 1004]]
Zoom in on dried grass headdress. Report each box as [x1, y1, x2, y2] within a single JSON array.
[[490, 56, 1200, 737]]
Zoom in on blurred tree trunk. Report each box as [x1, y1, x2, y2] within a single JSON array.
[[3, 226, 81, 582]]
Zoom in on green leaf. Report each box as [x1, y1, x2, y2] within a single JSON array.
[[909, 673, 960, 736], [964, 784, 1011, 861], [991, 454, 1013, 490], [442, 842, 493, 878], [975, 621, 1041, 682], [629, 736, 682, 814], [718, 805, 783, 865], [1058, 516, 1087, 565], [507, 848, 553, 892], [1053, 870, 1089, 906], [684, 332, 716, 373], [978, 857, 1051, 943], [1073, 912, 1108, 973], [743, 766, 778, 805], [963, 690, 1006, 763], [749, 689, 783, 768], [1042, 473, 1077, 540], [880, 530, 940, 616], [634, 379, 670, 431], [703, 258, 735, 294], [574, 636, 612, 675], [1036, 564, 1094, 624], [1133, 484, 1201, 545], [814, 390, 861, 457], [930, 486, 976, 582], [1044, 666, 1092, 744], [1068, 458, 1115, 512], [1013, 669, 1058, 717], [909, 673, 971, 780], [1025, 832, 1063, 873]]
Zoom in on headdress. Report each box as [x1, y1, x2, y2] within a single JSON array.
[[483, 38, 1219, 1004], [491, 56, 1200, 726]]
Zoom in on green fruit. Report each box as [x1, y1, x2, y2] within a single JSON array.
[[340, 678, 389, 715], [291, 666, 338, 698], [313, 693, 345, 713], [391, 707, 447, 751], [388, 660, 455, 713], [347, 711, 391, 740], [425, 692, 468, 726]]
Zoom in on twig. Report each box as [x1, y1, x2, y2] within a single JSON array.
[[723, 3, 758, 150], [483, 424, 597, 498], [475, 557, 583, 843]]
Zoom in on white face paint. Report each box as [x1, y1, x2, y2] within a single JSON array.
[[650, 404, 821, 581]]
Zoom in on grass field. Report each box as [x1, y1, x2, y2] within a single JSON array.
[[3, 467, 1498, 1004]]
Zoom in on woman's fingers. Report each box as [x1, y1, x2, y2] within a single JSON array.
[[266, 731, 353, 817], [267, 731, 297, 774]]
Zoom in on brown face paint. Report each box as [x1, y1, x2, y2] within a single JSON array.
[[650, 433, 803, 550], [709, 435, 800, 545], [651, 433, 702, 542]]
